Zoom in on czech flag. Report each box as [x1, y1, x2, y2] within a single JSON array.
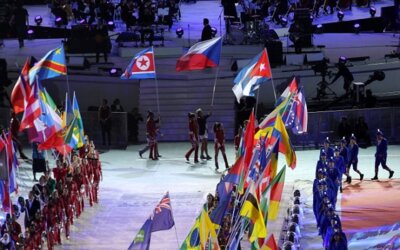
[[176, 37, 221, 72], [232, 48, 272, 103], [121, 47, 156, 79]]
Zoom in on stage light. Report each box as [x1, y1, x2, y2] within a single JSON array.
[[55, 17, 63, 27], [27, 29, 34, 40], [353, 23, 360, 34], [78, 18, 86, 25], [107, 21, 115, 31], [280, 17, 288, 27], [109, 68, 118, 76], [370, 7, 376, 17], [315, 24, 323, 34], [176, 27, 184, 38], [337, 11, 344, 21], [211, 27, 217, 37], [339, 56, 347, 64], [34, 15, 42, 26]]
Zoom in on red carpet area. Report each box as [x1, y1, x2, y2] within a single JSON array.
[[341, 179, 400, 249]]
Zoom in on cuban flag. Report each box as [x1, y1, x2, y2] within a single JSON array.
[[121, 47, 156, 79], [175, 37, 221, 71], [232, 48, 272, 103]]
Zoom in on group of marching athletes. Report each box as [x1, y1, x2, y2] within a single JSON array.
[[0, 136, 102, 250], [139, 108, 230, 171], [313, 129, 395, 249]]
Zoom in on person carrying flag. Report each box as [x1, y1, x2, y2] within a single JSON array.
[[139, 111, 160, 160], [185, 113, 199, 163], [196, 108, 212, 160]]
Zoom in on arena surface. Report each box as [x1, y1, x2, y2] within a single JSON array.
[[15, 143, 400, 249]]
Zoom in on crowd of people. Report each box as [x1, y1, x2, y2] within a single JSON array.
[[313, 139, 348, 249], [313, 128, 395, 249], [0, 136, 102, 250]]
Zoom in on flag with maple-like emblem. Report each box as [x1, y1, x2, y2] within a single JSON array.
[[121, 47, 156, 79]]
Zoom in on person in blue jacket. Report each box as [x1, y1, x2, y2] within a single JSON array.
[[327, 157, 340, 199], [334, 147, 347, 193], [320, 137, 334, 159], [316, 150, 328, 178], [348, 134, 364, 181], [328, 229, 348, 250], [371, 129, 395, 180], [339, 137, 352, 184]]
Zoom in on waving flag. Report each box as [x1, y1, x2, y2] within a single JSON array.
[[151, 192, 175, 232], [29, 45, 67, 83], [255, 93, 293, 140], [121, 47, 156, 79], [128, 218, 152, 250], [240, 181, 267, 242], [275, 77, 298, 107], [180, 207, 219, 250], [128, 192, 175, 250], [72, 92, 85, 147], [266, 166, 286, 220], [20, 80, 42, 131], [176, 37, 222, 71], [285, 87, 308, 134], [232, 48, 272, 102], [11, 57, 36, 114], [261, 234, 278, 250], [61, 93, 73, 128]]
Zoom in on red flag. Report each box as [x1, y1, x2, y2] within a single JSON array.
[[1, 181, 10, 212], [11, 57, 36, 114], [262, 233, 278, 250], [238, 111, 255, 193]]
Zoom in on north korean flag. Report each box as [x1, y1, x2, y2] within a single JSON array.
[[121, 47, 156, 79]]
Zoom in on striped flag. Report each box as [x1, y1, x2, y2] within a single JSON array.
[[121, 47, 156, 79], [232, 49, 272, 103], [29, 46, 67, 83], [19, 80, 42, 131], [266, 166, 286, 221], [176, 37, 222, 71], [240, 181, 267, 242], [11, 57, 36, 114]]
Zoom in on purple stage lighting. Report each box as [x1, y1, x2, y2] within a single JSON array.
[[107, 21, 115, 31], [354, 23, 360, 34], [211, 27, 217, 37], [27, 29, 34, 39], [55, 17, 63, 27], [337, 11, 344, 21], [35, 15, 42, 26], [176, 28, 184, 38], [370, 7, 376, 17]]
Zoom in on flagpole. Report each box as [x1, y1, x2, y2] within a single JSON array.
[[255, 88, 260, 119], [265, 48, 277, 102], [173, 225, 180, 249], [63, 44, 71, 95], [210, 66, 220, 109]]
